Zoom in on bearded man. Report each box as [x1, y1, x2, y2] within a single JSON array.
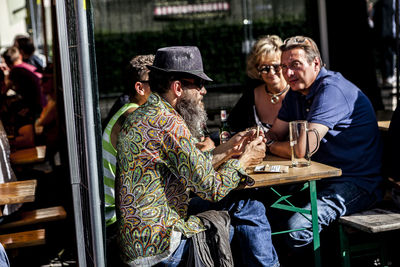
[[116, 46, 279, 267]]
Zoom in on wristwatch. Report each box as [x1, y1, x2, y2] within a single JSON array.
[[266, 139, 275, 152], [266, 139, 275, 147]]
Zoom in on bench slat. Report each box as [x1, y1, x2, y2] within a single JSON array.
[[339, 208, 400, 233], [0, 206, 66, 230], [0, 229, 45, 249]]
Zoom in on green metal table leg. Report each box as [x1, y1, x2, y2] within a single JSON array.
[[380, 236, 389, 267], [339, 224, 351, 267], [309, 180, 321, 267]]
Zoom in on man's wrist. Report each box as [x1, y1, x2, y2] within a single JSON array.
[[266, 139, 275, 153]]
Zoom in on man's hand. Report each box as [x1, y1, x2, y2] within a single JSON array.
[[238, 136, 267, 168], [196, 136, 215, 151], [0, 62, 9, 74], [227, 128, 265, 157], [211, 129, 263, 169]]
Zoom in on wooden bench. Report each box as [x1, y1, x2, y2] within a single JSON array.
[[9, 146, 46, 165], [338, 178, 400, 267], [0, 229, 45, 249], [0, 206, 66, 230], [339, 208, 400, 234]]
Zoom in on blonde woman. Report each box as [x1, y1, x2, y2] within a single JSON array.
[[228, 35, 289, 134]]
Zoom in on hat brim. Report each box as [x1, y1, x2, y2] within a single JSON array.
[[148, 65, 213, 82]]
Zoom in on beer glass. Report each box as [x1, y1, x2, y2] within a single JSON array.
[[289, 120, 319, 167]]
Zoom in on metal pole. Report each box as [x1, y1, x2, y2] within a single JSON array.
[[40, 0, 48, 66], [241, 0, 253, 54], [396, 0, 399, 104], [75, 0, 105, 265], [54, 1, 87, 266], [241, 0, 249, 54], [28, 0, 39, 49], [317, 0, 330, 68], [248, 0, 254, 45]]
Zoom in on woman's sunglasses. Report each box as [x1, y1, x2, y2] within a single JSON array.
[[258, 64, 281, 74]]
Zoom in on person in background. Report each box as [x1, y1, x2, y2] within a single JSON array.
[[366, 0, 375, 28], [102, 55, 153, 266], [2, 46, 43, 117], [373, 0, 399, 86], [266, 36, 382, 264], [228, 35, 289, 134], [116, 46, 279, 266], [101, 53, 151, 130], [14, 35, 44, 73], [103, 54, 154, 228], [1, 47, 42, 149], [35, 65, 59, 168]]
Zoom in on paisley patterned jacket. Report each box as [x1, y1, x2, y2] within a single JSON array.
[[116, 93, 247, 266]]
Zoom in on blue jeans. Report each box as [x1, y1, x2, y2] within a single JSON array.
[[284, 181, 378, 249], [226, 190, 280, 267], [0, 243, 9, 267], [158, 189, 280, 267], [156, 237, 190, 266]]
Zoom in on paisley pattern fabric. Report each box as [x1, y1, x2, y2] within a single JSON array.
[[117, 93, 245, 265]]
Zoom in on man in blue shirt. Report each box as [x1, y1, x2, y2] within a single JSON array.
[[266, 36, 382, 252]]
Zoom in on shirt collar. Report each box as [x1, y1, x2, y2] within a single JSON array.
[[149, 92, 178, 114]]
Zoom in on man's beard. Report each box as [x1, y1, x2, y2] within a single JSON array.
[[176, 92, 208, 140]]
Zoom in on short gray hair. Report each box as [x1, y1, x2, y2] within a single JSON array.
[[280, 36, 322, 65]]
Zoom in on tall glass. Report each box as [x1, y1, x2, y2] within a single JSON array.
[[289, 120, 319, 167]]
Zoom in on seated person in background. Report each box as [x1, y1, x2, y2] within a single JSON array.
[[1, 93, 35, 150], [101, 57, 142, 130], [2, 46, 43, 118], [228, 35, 289, 134], [14, 35, 44, 73], [266, 36, 382, 261], [102, 54, 154, 227], [102, 94, 130, 132], [102, 55, 154, 267], [116, 46, 279, 266], [35, 66, 58, 166], [1, 47, 40, 150]]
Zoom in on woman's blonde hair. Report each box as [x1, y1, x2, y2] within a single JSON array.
[[246, 35, 283, 80]]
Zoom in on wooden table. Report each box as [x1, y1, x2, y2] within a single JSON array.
[[244, 156, 342, 267], [243, 156, 342, 189], [0, 180, 37, 207], [378, 120, 390, 131], [10, 146, 46, 165]]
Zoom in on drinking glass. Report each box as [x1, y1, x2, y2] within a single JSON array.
[[289, 120, 319, 167]]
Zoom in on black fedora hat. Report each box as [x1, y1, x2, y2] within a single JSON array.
[[148, 46, 212, 81]]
